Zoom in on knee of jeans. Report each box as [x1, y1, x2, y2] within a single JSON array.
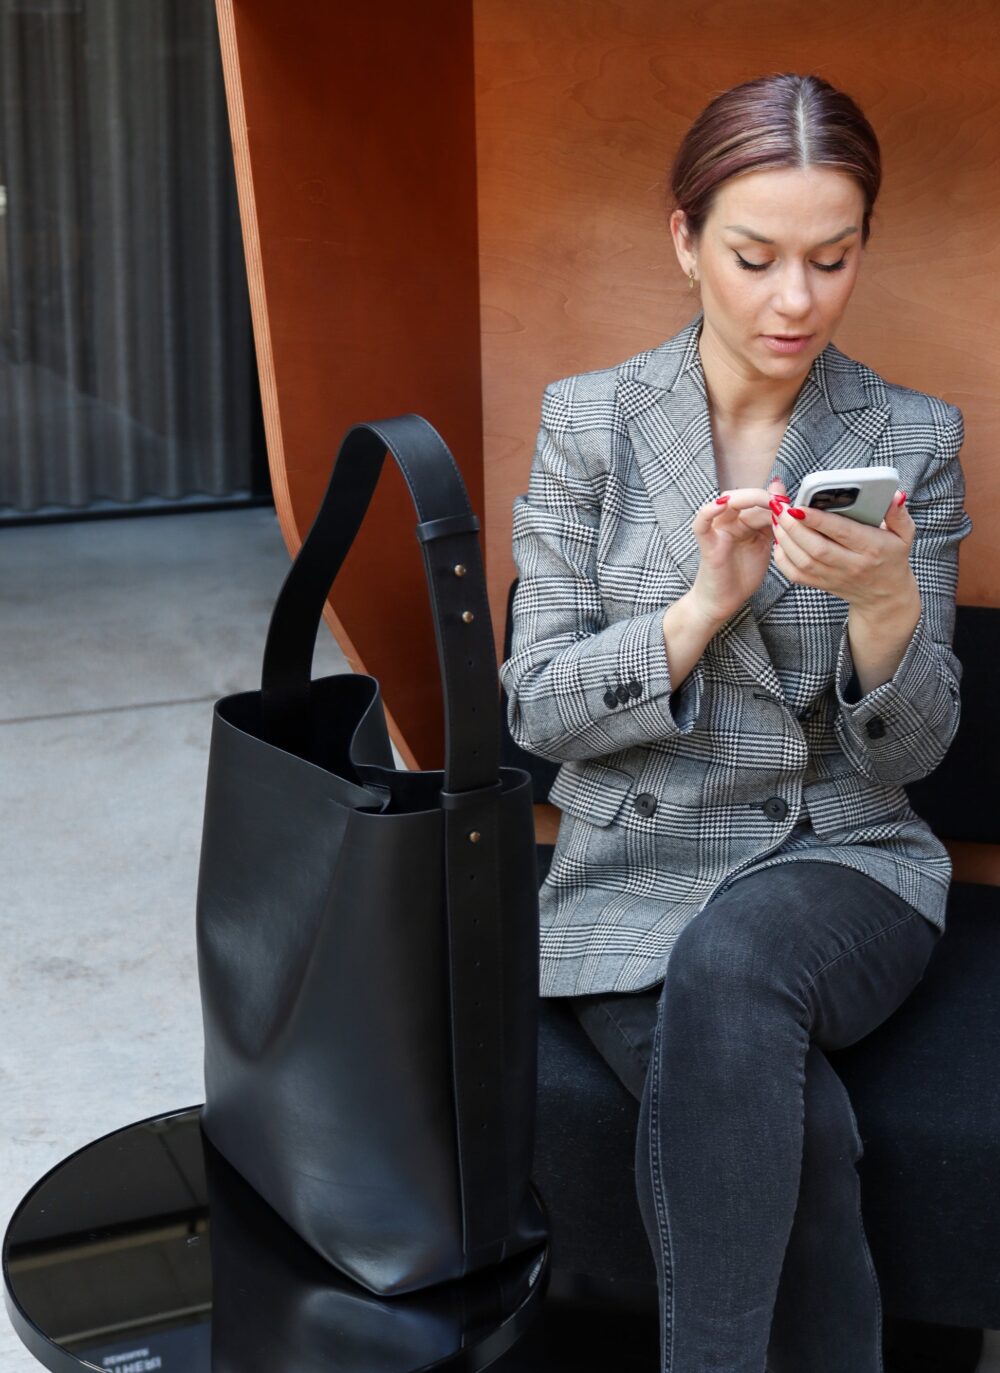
[[666, 904, 801, 1014]]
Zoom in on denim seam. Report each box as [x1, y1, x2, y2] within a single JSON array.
[[648, 1007, 675, 1372], [856, 1177, 885, 1370], [801, 909, 922, 993]]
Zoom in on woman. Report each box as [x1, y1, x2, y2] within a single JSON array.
[[500, 74, 973, 1373]]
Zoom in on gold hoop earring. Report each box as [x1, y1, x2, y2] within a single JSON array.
[[688, 268, 697, 290]]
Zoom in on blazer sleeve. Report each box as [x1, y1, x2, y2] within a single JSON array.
[[832, 402, 973, 785], [499, 381, 704, 763]]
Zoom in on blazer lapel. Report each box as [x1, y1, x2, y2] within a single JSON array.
[[620, 317, 891, 698], [621, 315, 717, 591]]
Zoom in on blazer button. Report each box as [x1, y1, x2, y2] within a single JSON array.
[[603, 690, 619, 710], [763, 796, 788, 821], [633, 793, 658, 818], [615, 684, 631, 704], [627, 680, 643, 698], [865, 716, 887, 739]]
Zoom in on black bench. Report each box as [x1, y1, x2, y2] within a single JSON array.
[[503, 590, 1000, 1365]]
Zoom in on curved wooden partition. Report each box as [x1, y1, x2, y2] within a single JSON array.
[[216, 0, 483, 768], [218, 0, 999, 879]]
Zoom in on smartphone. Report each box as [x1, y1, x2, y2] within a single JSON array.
[[796, 465, 900, 526]]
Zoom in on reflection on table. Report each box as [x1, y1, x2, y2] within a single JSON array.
[[3, 1106, 548, 1373]]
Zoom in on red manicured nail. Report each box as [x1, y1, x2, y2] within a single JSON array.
[[774, 493, 791, 504], [715, 495, 730, 504], [897, 491, 907, 506], [771, 513, 779, 525], [788, 507, 806, 520], [768, 499, 785, 516]]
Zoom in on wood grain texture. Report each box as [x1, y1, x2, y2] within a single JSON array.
[[475, 0, 1000, 635], [217, 0, 484, 767], [217, 0, 418, 764]]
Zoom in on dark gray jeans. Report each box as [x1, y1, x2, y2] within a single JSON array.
[[569, 861, 942, 1373]]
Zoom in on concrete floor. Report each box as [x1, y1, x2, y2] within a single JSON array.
[[2, 507, 998, 1372], [0, 507, 349, 1373]]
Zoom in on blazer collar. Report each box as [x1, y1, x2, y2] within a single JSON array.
[[620, 314, 891, 697]]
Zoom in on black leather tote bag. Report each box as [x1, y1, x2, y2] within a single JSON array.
[[196, 415, 546, 1296]]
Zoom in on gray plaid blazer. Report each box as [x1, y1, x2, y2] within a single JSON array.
[[500, 313, 974, 997]]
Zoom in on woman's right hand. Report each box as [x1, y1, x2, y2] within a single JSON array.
[[687, 480, 787, 627]]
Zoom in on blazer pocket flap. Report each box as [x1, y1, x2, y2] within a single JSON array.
[[803, 777, 917, 838], [549, 760, 633, 828]]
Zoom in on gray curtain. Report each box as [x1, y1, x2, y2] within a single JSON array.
[[0, 0, 255, 514]]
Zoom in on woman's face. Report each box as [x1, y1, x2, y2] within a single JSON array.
[[670, 165, 866, 385]]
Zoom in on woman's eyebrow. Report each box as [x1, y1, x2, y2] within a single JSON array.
[[723, 224, 859, 246]]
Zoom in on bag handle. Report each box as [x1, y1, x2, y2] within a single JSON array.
[[261, 415, 498, 795]]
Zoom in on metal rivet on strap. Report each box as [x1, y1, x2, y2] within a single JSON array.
[[461, 610, 475, 623], [454, 564, 467, 577], [468, 830, 482, 844]]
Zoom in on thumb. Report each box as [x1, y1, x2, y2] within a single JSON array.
[[881, 489, 912, 533]]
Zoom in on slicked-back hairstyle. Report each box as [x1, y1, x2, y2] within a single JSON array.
[[670, 74, 882, 244]]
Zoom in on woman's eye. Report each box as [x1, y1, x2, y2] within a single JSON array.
[[735, 253, 769, 272], [814, 255, 849, 273]]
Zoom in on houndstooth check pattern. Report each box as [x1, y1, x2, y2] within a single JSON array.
[[500, 313, 974, 996]]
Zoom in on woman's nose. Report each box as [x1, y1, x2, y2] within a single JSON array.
[[772, 264, 812, 318]]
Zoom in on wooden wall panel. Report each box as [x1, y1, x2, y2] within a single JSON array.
[[475, 0, 1000, 632], [217, 0, 483, 767]]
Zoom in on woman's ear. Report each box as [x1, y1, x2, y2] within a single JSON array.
[[669, 208, 697, 278]]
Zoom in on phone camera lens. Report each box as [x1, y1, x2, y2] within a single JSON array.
[[811, 486, 860, 511]]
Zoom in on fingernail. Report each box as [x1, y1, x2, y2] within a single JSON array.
[[897, 491, 907, 506], [715, 495, 730, 504], [770, 513, 778, 525], [774, 494, 791, 504], [768, 499, 784, 516], [788, 507, 806, 520]]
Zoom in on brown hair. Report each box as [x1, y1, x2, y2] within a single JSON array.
[[670, 74, 882, 244]]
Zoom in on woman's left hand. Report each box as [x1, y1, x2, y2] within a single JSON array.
[[770, 490, 919, 612]]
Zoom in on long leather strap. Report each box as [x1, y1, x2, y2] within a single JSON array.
[[261, 415, 511, 1270], [262, 415, 498, 793]]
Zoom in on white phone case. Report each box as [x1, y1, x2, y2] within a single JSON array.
[[795, 465, 900, 526]]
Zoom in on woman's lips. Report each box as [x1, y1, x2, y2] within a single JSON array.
[[762, 334, 813, 355]]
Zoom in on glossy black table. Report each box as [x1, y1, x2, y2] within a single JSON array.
[[2, 1106, 549, 1373]]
